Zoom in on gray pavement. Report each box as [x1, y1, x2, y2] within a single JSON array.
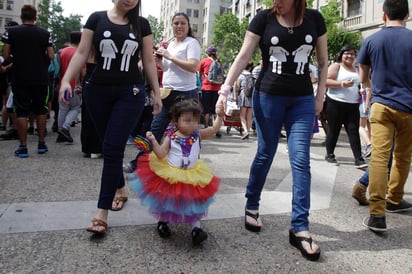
[[0, 119, 411, 273]]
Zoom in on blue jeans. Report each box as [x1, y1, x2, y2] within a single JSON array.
[[246, 91, 315, 233], [150, 89, 198, 142], [83, 82, 145, 210]]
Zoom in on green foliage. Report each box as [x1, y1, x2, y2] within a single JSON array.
[[320, 0, 362, 63], [327, 25, 362, 62], [211, 12, 252, 68], [263, 0, 272, 8], [37, 0, 82, 50], [320, 0, 342, 25], [306, 0, 314, 8], [147, 15, 164, 45]]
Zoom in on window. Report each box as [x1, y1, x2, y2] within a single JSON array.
[[186, 8, 192, 17], [348, 0, 362, 17], [192, 24, 198, 33], [0, 2, 3, 9], [6, 0, 13, 11], [193, 9, 199, 18]]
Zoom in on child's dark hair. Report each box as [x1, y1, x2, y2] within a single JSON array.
[[170, 97, 203, 121]]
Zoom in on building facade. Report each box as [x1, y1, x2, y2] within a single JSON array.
[[313, 0, 412, 38], [0, 0, 40, 35], [159, 0, 232, 46]]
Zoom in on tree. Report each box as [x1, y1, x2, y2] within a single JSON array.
[[211, 12, 250, 68], [147, 15, 164, 45], [37, 0, 82, 50], [320, 0, 362, 63]]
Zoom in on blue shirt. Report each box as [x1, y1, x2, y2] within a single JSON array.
[[357, 26, 412, 114]]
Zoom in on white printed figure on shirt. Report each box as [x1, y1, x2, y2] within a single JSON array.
[[100, 31, 118, 70], [269, 36, 289, 74], [292, 35, 313, 75], [120, 33, 139, 72]]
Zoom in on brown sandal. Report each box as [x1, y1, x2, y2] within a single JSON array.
[[111, 196, 128, 211], [86, 218, 107, 235]]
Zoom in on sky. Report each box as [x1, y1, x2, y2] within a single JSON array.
[[60, 0, 161, 24]]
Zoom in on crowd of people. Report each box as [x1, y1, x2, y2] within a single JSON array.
[[0, 0, 411, 262]]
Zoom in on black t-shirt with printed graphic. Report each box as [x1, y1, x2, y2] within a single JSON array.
[[1, 24, 53, 86], [248, 9, 326, 97], [84, 11, 152, 85]]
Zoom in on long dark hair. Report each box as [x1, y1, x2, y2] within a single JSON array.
[[269, 0, 306, 26], [127, 1, 142, 42], [172, 12, 194, 38]]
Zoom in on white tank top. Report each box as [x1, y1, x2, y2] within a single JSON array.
[[327, 64, 360, 104]]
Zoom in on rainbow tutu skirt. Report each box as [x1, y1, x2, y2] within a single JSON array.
[[128, 153, 220, 224]]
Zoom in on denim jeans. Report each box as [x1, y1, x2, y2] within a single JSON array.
[[150, 88, 198, 142], [246, 91, 315, 232], [368, 103, 412, 215], [83, 82, 145, 210], [58, 93, 81, 130]]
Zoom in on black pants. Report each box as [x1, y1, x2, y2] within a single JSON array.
[[325, 96, 362, 160]]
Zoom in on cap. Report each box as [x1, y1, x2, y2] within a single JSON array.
[[206, 46, 217, 53]]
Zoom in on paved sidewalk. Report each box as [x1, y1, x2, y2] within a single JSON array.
[[0, 121, 411, 273]]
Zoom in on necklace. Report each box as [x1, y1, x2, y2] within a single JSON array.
[[287, 27, 294, 34]]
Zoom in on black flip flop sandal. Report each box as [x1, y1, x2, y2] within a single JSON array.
[[245, 209, 262, 232], [289, 229, 321, 261]]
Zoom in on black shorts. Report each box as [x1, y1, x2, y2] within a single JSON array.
[[12, 85, 49, 117]]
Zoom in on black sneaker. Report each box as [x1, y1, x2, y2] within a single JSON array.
[[192, 227, 208, 245], [157, 221, 171, 238], [27, 127, 34, 135], [215, 132, 222, 138], [15, 146, 28, 158], [363, 215, 387, 232], [56, 134, 65, 143], [386, 200, 412, 213], [355, 158, 368, 169], [0, 129, 18, 140], [58, 128, 73, 143], [38, 142, 48, 154], [325, 154, 339, 165], [52, 121, 58, 132]]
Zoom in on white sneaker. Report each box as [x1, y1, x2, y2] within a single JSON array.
[[90, 153, 102, 159]]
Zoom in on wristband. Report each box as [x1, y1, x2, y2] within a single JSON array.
[[218, 84, 231, 96]]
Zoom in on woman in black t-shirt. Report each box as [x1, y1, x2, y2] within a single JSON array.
[[59, 0, 162, 236], [216, 0, 328, 261]]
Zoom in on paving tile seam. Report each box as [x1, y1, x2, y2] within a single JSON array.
[[0, 146, 337, 234]]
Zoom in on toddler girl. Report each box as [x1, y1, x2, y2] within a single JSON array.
[[129, 98, 222, 245]]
